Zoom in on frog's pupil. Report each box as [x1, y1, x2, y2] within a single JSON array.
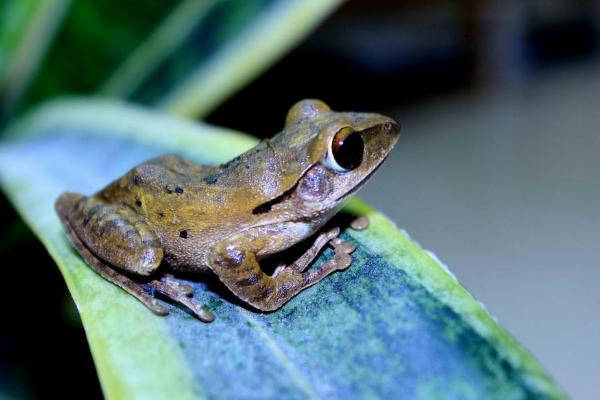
[[333, 131, 363, 170]]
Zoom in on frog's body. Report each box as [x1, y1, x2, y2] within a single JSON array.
[[55, 100, 400, 322]]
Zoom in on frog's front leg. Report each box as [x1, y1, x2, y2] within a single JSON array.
[[208, 227, 355, 311]]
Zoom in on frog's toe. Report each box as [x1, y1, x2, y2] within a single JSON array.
[[161, 274, 194, 296], [150, 278, 214, 322], [332, 252, 352, 271], [149, 302, 170, 316], [189, 303, 215, 323], [330, 237, 357, 254], [328, 237, 356, 271], [178, 283, 194, 296], [349, 216, 369, 231]]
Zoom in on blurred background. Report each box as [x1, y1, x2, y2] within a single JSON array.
[[1, 0, 599, 398]]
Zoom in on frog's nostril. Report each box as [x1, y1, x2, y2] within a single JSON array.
[[383, 122, 399, 135]]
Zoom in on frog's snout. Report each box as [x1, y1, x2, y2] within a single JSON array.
[[383, 121, 400, 136]]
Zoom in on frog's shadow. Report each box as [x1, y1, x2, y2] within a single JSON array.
[[160, 211, 361, 316]]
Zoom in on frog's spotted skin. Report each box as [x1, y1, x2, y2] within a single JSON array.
[[55, 99, 400, 321]]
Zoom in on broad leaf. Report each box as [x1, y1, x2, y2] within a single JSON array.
[[152, 0, 344, 118], [21, 0, 178, 110], [0, 0, 70, 117], [17, 0, 342, 120], [0, 99, 564, 399]]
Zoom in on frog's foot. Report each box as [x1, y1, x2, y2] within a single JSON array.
[[330, 237, 357, 256], [288, 226, 357, 274], [288, 226, 341, 273], [209, 226, 359, 312], [148, 276, 215, 322], [304, 236, 356, 277]]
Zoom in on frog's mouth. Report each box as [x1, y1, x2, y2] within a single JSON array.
[[335, 153, 389, 201]]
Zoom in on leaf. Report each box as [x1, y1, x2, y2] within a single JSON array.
[[146, 0, 344, 118], [0, 99, 565, 399], [0, 0, 70, 118], [97, 0, 219, 99], [21, 0, 179, 109], [18, 0, 342, 121]]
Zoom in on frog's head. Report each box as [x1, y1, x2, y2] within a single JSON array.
[[258, 99, 400, 218]]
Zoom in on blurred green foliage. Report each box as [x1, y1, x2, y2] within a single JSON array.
[[26, 0, 177, 104], [1, 0, 341, 121], [0, 0, 38, 72]]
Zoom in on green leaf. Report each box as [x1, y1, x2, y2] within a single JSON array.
[[22, 0, 179, 108], [0, 99, 564, 399], [17, 0, 341, 120], [100, 0, 342, 117], [0, 0, 70, 118], [97, 0, 219, 99], [131, 0, 344, 118]]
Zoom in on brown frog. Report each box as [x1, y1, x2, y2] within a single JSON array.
[[55, 100, 400, 322]]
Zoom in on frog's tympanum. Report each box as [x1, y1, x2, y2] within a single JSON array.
[[55, 100, 400, 322]]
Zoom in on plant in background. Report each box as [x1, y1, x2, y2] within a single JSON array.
[[0, 1, 565, 399]]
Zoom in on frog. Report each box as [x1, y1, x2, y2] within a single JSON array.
[[55, 99, 400, 322]]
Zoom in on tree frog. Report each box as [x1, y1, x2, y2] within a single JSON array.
[[55, 100, 400, 322]]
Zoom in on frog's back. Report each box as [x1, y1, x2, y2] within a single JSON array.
[[99, 154, 217, 200], [96, 155, 255, 260]]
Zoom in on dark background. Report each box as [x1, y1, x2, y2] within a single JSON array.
[[2, 0, 599, 398]]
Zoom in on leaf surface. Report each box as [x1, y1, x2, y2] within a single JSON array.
[[0, 99, 564, 399]]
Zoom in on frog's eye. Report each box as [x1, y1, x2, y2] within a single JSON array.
[[325, 127, 364, 172]]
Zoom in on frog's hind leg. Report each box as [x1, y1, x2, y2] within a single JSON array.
[[57, 206, 169, 316], [55, 192, 163, 276], [56, 193, 214, 321]]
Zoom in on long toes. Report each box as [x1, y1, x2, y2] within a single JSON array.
[[319, 252, 352, 273], [178, 283, 194, 296], [162, 275, 194, 296], [187, 301, 215, 323], [171, 281, 194, 296], [326, 226, 341, 239], [333, 253, 352, 270], [149, 301, 170, 316], [150, 279, 215, 323], [330, 237, 357, 254]]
